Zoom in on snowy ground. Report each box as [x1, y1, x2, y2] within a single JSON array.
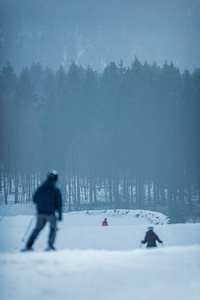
[[0, 204, 200, 300]]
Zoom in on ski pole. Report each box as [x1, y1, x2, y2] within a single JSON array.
[[21, 216, 35, 242], [0, 203, 12, 223], [139, 242, 142, 248]]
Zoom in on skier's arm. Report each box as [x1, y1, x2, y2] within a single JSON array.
[[33, 189, 38, 204], [141, 235, 147, 244], [56, 189, 62, 220], [155, 234, 162, 243]]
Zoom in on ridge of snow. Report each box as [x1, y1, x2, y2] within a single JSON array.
[[83, 209, 170, 225]]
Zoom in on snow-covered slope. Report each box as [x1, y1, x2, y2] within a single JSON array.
[[0, 205, 200, 300], [1, 246, 200, 300]]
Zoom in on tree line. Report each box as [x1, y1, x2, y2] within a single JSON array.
[[0, 59, 200, 222]]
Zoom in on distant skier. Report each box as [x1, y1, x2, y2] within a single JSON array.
[[102, 218, 108, 226], [141, 227, 163, 248], [22, 170, 62, 251]]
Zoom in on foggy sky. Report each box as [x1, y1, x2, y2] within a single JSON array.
[[0, 0, 200, 72]]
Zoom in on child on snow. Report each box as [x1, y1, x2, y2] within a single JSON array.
[[141, 226, 163, 248], [102, 218, 108, 226]]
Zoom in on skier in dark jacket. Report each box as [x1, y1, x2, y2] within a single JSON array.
[[23, 170, 62, 251], [141, 227, 163, 248]]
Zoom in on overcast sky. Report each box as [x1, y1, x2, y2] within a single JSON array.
[[0, 0, 200, 72]]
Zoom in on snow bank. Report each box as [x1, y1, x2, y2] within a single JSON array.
[[0, 204, 169, 225], [79, 209, 169, 225]]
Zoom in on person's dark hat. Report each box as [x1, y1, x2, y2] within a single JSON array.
[[147, 226, 154, 231], [47, 170, 58, 182]]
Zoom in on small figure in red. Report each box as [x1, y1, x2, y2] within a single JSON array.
[[102, 218, 108, 226]]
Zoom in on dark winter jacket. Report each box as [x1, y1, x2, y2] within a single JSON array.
[[141, 230, 162, 248], [33, 179, 62, 219]]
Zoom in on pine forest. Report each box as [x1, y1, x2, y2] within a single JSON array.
[[1, 59, 200, 222]]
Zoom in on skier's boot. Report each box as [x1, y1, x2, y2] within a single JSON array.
[[46, 244, 56, 251], [20, 246, 34, 252]]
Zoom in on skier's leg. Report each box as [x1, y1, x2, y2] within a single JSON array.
[[26, 214, 46, 248], [48, 214, 57, 247]]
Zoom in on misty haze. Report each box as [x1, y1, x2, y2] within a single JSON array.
[[0, 1, 200, 300], [0, 0, 200, 72]]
